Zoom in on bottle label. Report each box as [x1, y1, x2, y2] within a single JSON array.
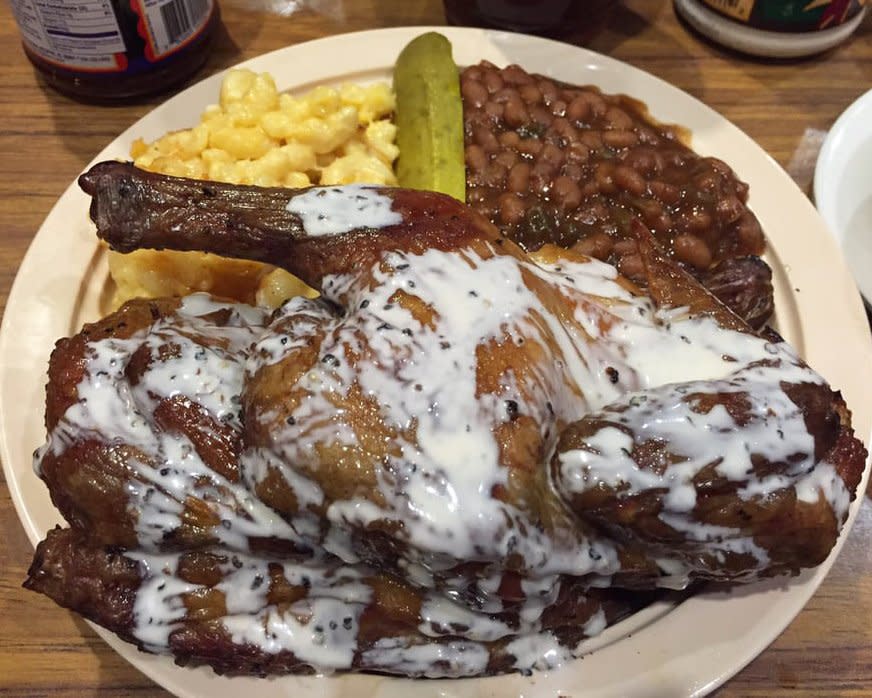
[[132, 0, 213, 61], [10, 0, 213, 72], [700, 0, 754, 22], [700, 0, 867, 32], [11, 0, 128, 71]]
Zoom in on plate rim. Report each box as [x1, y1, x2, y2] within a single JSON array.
[[813, 86, 872, 303], [2, 24, 870, 698]]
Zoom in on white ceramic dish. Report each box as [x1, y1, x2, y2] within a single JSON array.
[[814, 87, 872, 305], [1, 26, 870, 698]]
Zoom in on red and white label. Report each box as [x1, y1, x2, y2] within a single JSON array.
[[133, 0, 213, 61]]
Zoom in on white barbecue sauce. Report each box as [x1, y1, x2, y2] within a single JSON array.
[[285, 185, 402, 236]]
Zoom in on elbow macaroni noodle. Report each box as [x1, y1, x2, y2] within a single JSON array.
[[109, 69, 398, 309]]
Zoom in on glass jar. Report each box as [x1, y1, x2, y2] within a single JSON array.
[[10, 0, 219, 101]]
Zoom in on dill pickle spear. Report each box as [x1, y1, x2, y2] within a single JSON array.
[[393, 32, 466, 202]]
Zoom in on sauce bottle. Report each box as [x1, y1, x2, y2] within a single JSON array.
[[443, 0, 614, 39], [674, 0, 868, 58], [9, 0, 219, 101]]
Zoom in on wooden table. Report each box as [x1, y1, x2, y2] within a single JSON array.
[[1, 1, 870, 695]]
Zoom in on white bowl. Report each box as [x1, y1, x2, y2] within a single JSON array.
[[814, 88, 872, 305]]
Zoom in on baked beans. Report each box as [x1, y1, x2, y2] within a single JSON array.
[[461, 61, 766, 282]]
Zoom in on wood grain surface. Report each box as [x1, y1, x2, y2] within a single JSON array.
[[1, 1, 870, 695]]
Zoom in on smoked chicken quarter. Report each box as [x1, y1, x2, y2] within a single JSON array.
[[24, 162, 866, 678]]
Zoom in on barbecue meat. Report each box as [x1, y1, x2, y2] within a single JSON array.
[[26, 527, 654, 677], [696, 256, 774, 330], [23, 162, 866, 677]]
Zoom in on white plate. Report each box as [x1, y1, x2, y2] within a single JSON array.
[[814, 87, 872, 305], [1, 26, 870, 698]]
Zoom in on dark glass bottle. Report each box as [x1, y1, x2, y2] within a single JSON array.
[[10, 0, 219, 101], [447, 0, 618, 37]]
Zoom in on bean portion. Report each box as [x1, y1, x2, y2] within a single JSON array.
[[461, 61, 767, 287]]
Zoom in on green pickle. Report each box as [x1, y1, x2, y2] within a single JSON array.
[[393, 33, 466, 202]]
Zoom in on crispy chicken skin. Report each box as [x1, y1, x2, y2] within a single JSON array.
[[24, 162, 866, 677], [78, 160, 501, 290], [26, 527, 651, 677], [552, 224, 864, 581], [37, 297, 308, 557]]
